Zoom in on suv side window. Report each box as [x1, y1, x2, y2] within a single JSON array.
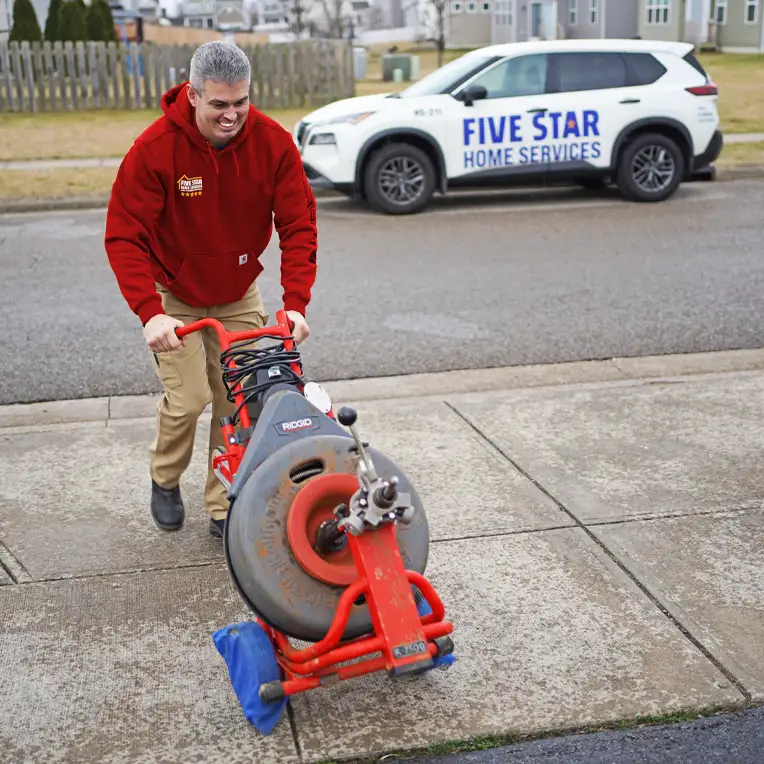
[[550, 52, 628, 92], [623, 52, 667, 85], [467, 54, 549, 99]]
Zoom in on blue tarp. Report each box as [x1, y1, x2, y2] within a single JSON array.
[[213, 589, 455, 735], [213, 621, 288, 735]]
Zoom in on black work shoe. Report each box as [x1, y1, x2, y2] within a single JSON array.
[[150, 479, 185, 531], [209, 518, 226, 539]]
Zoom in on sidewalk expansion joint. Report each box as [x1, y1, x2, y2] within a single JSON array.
[[584, 505, 763, 528], [10, 558, 224, 587], [0, 542, 32, 584], [444, 401, 754, 705], [286, 702, 304, 762], [431, 524, 577, 544]]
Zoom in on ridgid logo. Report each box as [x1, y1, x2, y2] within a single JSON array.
[[177, 174, 203, 197], [282, 418, 313, 432], [274, 417, 319, 436]]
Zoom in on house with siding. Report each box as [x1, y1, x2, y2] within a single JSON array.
[[558, 0, 639, 39], [452, 0, 637, 47], [482, 0, 560, 44], [637, 0, 763, 51], [446, 0, 493, 47]]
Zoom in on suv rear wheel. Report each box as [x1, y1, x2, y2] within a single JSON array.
[[363, 143, 436, 215], [616, 132, 684, 203]]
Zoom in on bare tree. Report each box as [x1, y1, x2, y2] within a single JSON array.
[[280, 0, 312, 37], [318, 0, 353, 38], [423, 0, 447, 66]]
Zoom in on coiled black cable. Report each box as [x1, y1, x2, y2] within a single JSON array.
[[219, 334, 304, 424]]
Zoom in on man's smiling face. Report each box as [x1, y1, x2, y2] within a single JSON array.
[[188, 78, 250, 148]]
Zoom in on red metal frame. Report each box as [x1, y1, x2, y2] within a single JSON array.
[[176, 309, 453, 699], [176, 310, 303, 488]]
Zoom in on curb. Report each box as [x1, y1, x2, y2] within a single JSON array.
[[3, 347, 764, 430], [0, 188, 343, 215], [715, 163, 764, 180], [0, 194, 112, 214], [2, 165, 763, 215]]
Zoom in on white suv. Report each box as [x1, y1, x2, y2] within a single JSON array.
[[293, 39, 722, 215]]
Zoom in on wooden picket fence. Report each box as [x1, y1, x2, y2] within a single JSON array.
[[0, 38, 355, 113]]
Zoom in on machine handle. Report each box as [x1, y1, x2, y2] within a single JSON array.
[[175, 309, 295, 350]]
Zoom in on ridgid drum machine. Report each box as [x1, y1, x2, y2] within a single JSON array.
[[174, 310, 455, 732]]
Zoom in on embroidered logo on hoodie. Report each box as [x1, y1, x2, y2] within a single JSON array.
[[177, 174, 203, 197]]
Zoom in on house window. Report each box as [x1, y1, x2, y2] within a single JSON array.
[[451, 0, 463, 11], [714, 0, 726, 23], [589, 0, 598, 23], [493, 0, 513, 23], [569, 0, 577, 23], [745, 0, 758, 23], [481, 1, 491, 10], [466, 0, 478, 11], [646, 0, 670, 24]]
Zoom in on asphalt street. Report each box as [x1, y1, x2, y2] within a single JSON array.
[[1, 179, 763, 404], [397, 706, 764, 764]]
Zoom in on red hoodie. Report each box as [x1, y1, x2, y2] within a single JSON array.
[[105, 82, 317, 326]]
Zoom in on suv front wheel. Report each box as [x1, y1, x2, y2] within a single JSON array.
[[616, 132, 684, 203], [363, 143, 436, 215]]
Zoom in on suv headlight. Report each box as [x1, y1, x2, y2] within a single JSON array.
[[328, 111, 376, 125], [309, 133, 337, 146]]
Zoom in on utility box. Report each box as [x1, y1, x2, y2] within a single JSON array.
[[353, 47, 368, 80], [382, 53, 413, 81]]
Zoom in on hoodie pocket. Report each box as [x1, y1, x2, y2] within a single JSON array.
[[168, 249, 262, 306]]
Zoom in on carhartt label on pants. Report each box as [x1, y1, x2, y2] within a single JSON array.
[[239, 254, 248, 265]]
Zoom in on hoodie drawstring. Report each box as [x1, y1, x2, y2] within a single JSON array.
[[206, 142, 219, 174], [205, 142, 239, 178]]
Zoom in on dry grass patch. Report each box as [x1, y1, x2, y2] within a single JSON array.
[[0, 167, 118, 200], [718, 140, 764, 165], [0, 106, 311, 163], [0, 111, 161, 162]]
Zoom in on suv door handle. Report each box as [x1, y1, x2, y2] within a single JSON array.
[[619, 98, 640, 104], [527, 107, 547, 113]]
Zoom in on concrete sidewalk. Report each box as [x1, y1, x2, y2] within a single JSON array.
[[2, 350, 764, 763]]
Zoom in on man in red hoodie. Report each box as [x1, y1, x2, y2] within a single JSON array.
[[105, 40, 317, 539]]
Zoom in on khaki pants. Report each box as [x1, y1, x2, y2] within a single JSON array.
[[148, 281, 268, 521]]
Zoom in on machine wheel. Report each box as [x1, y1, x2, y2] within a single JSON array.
[[616, 132, 684, 203], [363, 143, 436, 215], [224, 434, 430, 643]]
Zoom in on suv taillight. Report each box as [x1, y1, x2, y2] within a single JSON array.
[[686, 82, 718, 96]]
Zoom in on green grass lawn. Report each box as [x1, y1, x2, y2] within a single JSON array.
[[696, 52, 764, 133]]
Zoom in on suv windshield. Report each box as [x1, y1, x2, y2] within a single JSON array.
[[394, 54, 501, 98]]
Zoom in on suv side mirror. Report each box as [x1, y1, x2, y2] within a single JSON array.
[[461, 85, 487, 107]]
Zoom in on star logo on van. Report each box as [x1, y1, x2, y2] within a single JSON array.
[[177, 174, 203, 197]]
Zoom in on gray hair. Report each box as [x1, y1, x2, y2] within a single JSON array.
[[189, 41, 251, 93]]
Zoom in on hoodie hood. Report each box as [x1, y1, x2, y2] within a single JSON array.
[[160, 82, 258, 175]]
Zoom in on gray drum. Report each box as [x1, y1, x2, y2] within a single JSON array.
[[224, 434, 430, 643]]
